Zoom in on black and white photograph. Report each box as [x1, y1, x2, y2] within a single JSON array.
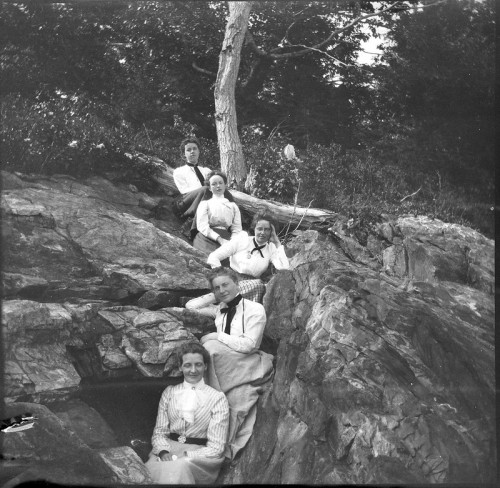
[[1, 0, 496, 486]]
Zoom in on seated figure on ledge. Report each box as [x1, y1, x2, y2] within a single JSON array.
[[191, 171, 242, 255], [201, 267, 274, 459], [145, 342, 229, 485], [186, 212, 289, 317], [172, 136, 212, 219]]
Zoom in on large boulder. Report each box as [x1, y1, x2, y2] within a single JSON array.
[[1, 172, 210, 302], [223, 230, 495, 484], [2, 300, 113, 398]]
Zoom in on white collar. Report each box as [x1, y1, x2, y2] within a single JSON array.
[[211, 194, 228, 201], [252, 237, 269, 247], [182, 378, 205, 389]]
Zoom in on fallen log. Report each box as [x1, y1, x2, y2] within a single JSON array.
[[150, 158, 343, 232]]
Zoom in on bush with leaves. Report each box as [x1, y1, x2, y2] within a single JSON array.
[[2, 92, 127, 175], [241, 132, 299, 203], [240, 132, 493, 238]]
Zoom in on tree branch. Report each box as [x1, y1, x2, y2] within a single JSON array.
[[191, 61, 216, 77], [288, 43, 348, 66], [400, 187, 421, 202], [265, 0, 446, 60]]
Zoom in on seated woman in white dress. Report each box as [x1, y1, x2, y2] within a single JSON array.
[[192, 171, 242, 255], [145, 342, 229, 485], [172, 136, 212, 218], [186, 212, 289, 316]]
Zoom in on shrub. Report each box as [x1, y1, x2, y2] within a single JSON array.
[[241, 131, 299, 203], [239, 131, 493, 238], [0, 92, 220, 191]]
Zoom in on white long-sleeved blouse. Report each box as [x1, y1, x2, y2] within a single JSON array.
[[151, 380, 229, 459], [207, 231, 289, 277], [196, 195, 242, 242], [214, 298, 266, 354]]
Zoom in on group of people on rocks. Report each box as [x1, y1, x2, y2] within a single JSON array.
[[145, 136, 290, 484]]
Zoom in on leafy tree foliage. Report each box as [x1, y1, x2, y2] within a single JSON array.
[[0, 1, 494, 235], [366, 0, 495, 183]]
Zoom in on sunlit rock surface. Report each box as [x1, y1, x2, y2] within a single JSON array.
[[2, 171, 209, 301], [221, 230, 495, 484], [2, 172, 495, 484], [2, 301, 215, 397]]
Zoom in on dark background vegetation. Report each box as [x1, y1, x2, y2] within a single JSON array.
[[0, 0, 495, 236]]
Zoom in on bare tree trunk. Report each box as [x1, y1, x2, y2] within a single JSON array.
[[214, 1, 253, 190]]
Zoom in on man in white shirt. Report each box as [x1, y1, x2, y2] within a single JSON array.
[[201, 267, 274, 459], [173, 137, 211, 194], [172, 137, 211, 219]]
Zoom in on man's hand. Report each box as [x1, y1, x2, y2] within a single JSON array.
[[200, 332, 219, 344]]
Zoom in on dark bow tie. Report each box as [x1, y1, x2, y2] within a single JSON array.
[[250, 238, 266, 258], [220, 295, 243, 334]]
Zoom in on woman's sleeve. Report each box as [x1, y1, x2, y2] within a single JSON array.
[[151, 388, 173, 455], [196, 201, 219, 242], [230, 204, 242, 237], [207, 232, 246, 267], [269, 243, 290, 270], [186, 393, 229, 459]]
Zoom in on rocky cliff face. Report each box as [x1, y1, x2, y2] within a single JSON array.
[[1, 171, 495, 484], [221, 229, 495, 484]]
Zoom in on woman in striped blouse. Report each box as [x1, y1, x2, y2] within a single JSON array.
[[145, 342, 229, 484]]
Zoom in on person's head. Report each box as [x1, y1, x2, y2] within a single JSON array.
[[251, 212, 275, 245], [179, 136, 200, 165], [207, 266, 239, 304], [207, 171, 227, 197], [176, 342, 210, 384]]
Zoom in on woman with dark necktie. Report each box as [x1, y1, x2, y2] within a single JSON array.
[[200, 267, 273, 459], [186, 212, 289, 317]]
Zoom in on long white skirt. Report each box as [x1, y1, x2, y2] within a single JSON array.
[[203, 340, 274, 459], [145, 440, 224, 485]]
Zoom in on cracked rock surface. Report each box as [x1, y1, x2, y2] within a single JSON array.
[[221, 230, 494, 484], [2, 171, 495, 484]]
